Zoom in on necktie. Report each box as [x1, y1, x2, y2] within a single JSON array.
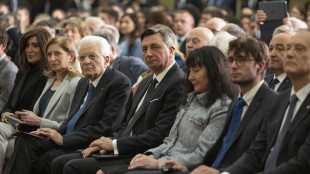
[[269, 78, 280, 90], [211, 98, 246, 169], [264, 94, 298, 171], [66, 83, 94, 134], [121, 79, 158, 137]]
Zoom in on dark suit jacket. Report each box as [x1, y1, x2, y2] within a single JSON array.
[[112, 56, 148, 86], [179, 40, 186, 56], [264, 73, 292, 92], [2, 68, 47, 114], [226, 89, 310, 174], [188, 83, 276, 171], [58, 67, 132, 151], [114, 63, 186, 155]]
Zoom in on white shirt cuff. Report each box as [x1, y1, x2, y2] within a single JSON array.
[[221, 172, 230, 174], [112, 139, 119, 155]]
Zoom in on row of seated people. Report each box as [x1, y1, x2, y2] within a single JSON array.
[[1, 23, 310, 174]]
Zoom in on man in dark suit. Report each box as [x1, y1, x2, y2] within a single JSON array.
[[94, 29, 148, 86], [264, 33, 292, 92], [3, 36, 132, 174], [50, 24, 186, 174], [122, 38, 277, 174], [187, 28, 310, 174], [174, 10, 195, 55]]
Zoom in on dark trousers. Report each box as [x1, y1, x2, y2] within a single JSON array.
[[3, 134, 65, 174], [52, 152, 132, 174]]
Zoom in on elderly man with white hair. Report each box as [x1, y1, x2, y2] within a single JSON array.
[[4, 36, 132, 174]]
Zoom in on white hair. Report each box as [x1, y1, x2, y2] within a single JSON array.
[[208, 31, 236, 54], [290, 17, 308, 31], [99, 24, 120, 43], [77, 36, 111, 57], [85, 16, 105, 27]]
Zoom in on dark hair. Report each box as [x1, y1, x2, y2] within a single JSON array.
[[181, 46, 237, 107], [97, 8, 119, 23], [0, 27, 8, 44], [145, 10, 171, 29], [18, 28, 51, 71], [179, 4, 201, 27], [120, 13, 140, 51], [36, 18, 57, 28]]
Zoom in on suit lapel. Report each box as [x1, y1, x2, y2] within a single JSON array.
[[43, 77, 70, 117], [33, 78, 55, 115], [280, 93, 310, 149], [277, 76, 291, 92], [68, 78, 89, 119]]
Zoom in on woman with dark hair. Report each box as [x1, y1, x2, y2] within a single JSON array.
[[0, 28, 51, 172], [118, 13, 143, 60], [96, 46, 236, 174]]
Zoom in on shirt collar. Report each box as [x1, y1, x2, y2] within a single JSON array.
[[152, 62, 175, 84], [175, 33, 189, 43], [0, 54, 6, 62], [291, 82, 310, 103], [90, 73, 104, 88], [273, 73, 287, 83], [238, 80, 264, 106]]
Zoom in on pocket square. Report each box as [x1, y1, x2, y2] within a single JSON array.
[[150, 98, 159, 102]]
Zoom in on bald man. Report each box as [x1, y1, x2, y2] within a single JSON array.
[[185, 27, 214, 56], [206, 17, 227, 35]]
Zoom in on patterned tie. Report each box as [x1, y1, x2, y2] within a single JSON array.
[[211, 98, 246, 169], [269, 78, 280, 90], [66, 83, 94, 134], [121, 78, 158, 137], [264, 94, 298, 171]]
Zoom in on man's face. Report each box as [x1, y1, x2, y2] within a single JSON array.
[[186, 29, 212, 56], [173, 12, 194, 37], [79, 42, 109, 81], [268, 34, 291, 73], [64, 24, 82, 47], [284, 31, 310, 78], [0, 42, 6, 57], [141, 33, 174, 75], [228, 50, 261, 86]]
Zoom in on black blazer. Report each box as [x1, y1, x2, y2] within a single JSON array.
[[264, 73, 292, 92], [179, 40, 186, 56], [226, 89, 310, 174], [188, 83, 276, 170], [58, 68, 131, 151], [115, 63, 186, 155], [2, 68, 47, 114], [112, 56, 148, 86]]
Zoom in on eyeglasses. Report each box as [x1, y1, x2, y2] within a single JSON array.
[[228, 56, 255, 67], [78, 53, 103, 61]]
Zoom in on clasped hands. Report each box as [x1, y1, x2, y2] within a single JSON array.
[[81, 136, 114, 158]]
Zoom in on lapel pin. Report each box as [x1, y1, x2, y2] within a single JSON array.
[[307, 105, 310, 109], [101, 88, 104, 91]]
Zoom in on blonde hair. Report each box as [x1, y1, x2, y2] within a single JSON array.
[[44, 36, 82, 80]]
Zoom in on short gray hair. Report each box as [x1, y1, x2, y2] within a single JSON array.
[[141, 24, 176, 47], [77, 35, 111, 57], [99, 24, 120, 43]]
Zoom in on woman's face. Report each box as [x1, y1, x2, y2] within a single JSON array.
[[188, 65, 210, 93], [25, 36, 42, 64], [47, 43, 73, 74], [64, 24, 82, 46], [120, 16, 135, 35]]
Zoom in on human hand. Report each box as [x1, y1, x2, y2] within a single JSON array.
[[82, 146, 101, 158], [89, 136, 113, 153], [159, 160, 188, 172], [1, 112, 16, 122], [16, 110, 41, 126], [256, 10, 267, 25], [32, 128, 63, 146], [282, 12, 292, 26], [190, 165, 219, 174], [128, 154, 159, 169]]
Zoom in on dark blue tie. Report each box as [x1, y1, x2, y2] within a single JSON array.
[[264, 94, 298, 171], [269, 78, 280, 90], [211, 98, 246, 169], [66, 83, 94, 134]]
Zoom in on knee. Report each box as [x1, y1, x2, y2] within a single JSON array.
[[63, 160, 79, 174]]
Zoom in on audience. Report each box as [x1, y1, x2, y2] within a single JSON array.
[[50, 24, 186, 174], [99, 46, 236, 174], [0, 1, 309, 173], [3, 36, 132, 174], [157, 36, 277, 174], [0, 28, 51, 173]]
